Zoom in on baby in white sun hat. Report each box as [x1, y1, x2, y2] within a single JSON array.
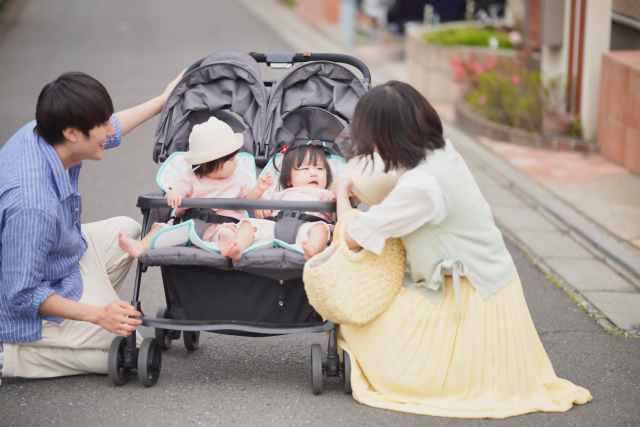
[[119, 116, 273, 258]]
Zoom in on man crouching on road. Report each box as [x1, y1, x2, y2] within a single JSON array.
[[0, 70, 183, 382]]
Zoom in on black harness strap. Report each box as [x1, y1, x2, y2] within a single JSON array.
[[172, 208, 240, 225], [265, 211, 332, 224]]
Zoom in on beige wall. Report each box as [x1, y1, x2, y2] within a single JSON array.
[[581, 0, 612, 140]]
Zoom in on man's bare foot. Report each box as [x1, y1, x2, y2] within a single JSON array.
[[221, 239, 243, 260], [302, 241, 322, 260], [119, 232, 145, 258]]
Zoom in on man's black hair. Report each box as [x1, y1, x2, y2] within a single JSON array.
[[35, 72, 114, 146], [278, 145, 333, 189]]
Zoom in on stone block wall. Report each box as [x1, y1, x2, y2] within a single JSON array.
[[597, 51, 640, 174]]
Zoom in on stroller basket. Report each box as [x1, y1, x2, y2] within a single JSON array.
[[108, 51, 370, 395]]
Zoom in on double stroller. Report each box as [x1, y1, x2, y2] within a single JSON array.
[[107, 51, 372, 394]]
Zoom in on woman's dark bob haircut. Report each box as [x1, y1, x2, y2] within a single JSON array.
[[35, 72, 114, 146], [278, 144, 333, 189], [194, 149, 239, 178], [346, 81, 446, 171]]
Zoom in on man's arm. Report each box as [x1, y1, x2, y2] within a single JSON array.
[[2, 209, 141, 336], [115, 70, 185, 136], [2, 209, 58, 320], [38, 294, 141, 337]]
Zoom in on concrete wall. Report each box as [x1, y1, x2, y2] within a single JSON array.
[[581, 0, 612, 140]]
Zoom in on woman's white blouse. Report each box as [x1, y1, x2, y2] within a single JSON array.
[[347, 169, 448, 255]]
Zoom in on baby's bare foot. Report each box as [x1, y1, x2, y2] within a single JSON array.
[[302, 241, 319, 260], [221, 239, 243, 260], [119, 232, 145, 258]]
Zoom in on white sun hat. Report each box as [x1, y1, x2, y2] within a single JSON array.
[[183, 116, 244, 166], [345, 152, 399, 206]]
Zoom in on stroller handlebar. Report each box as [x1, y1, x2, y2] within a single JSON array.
[[137, 192, 337, 213], [185, 52, 372, 83]]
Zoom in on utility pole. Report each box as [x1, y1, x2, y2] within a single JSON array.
[[340, 0, 357, 46]]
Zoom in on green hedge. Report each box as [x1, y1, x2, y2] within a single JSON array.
[[423, 27, 514, 49]]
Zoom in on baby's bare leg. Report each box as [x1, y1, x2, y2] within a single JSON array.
[[302, 223, 329, 260], [220, 221, 257, 260], [119, 224, 163, 258]]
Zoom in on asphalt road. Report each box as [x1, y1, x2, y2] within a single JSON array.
[[0, 1, 639, 426]]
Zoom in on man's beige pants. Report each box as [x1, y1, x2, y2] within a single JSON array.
[[4, 217, 143, 378]]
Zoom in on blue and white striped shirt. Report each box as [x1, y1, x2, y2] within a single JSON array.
[[0, 115, 122, 343]]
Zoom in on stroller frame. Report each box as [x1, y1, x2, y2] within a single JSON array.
[[108, 53, 371, 394]]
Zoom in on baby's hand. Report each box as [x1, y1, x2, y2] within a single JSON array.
[[320, 190, 337, 201], [258, 172, 273, 191], [255, 209, 273, 219], [165, 189, 183, 209]]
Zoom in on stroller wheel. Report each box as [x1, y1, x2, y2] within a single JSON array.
[[154, 306, 172, 350], [183, 331, 200, 351], [310, 344, 323, 395], [138, 337, 162, 387], [108, 336, 132, 386], [342, 351, 352, 394]]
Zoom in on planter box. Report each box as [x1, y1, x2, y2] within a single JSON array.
[[406, 24, 530, 104], [455, 99, 598, 154], [294, 0, 340, 26]]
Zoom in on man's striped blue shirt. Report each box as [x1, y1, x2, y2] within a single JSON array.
[[0, 116, 122, 343]]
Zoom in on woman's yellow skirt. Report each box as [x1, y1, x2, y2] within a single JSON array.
[[338, 275, 592, 418]]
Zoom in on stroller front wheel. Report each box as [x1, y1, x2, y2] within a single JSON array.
[[154, 306, 173, 350], [183, 331, 200, 351], [138, 337, 162, 387], [310, 344, 323, 395], [108, 336, 133, 386], [342, 351, 352, 394]]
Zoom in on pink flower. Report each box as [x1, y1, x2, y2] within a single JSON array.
[[449, 57, 461, 68], [478, 95, 486, 106], [511, 74, 521, 85], [472, 62, 483, 73], [485, 60, 494, 70], [453, 65, 466, 75], [508, 31, 523, 45]]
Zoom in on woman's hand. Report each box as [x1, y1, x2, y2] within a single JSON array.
[[165, 189, 183, 209], [255, 209, 273, 219], [94, 301, 143, 337], [331, 177, 355, 197]]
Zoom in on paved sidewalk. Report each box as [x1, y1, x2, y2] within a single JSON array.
[[240, 0, 640, 335]]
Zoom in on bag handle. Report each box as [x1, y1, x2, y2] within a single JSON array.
[[332, 209, 360, 247]]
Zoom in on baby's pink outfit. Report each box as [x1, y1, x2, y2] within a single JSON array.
[[168, 169, 250, 241], [270, 187, 333, 223], [239, 186, 334, 246]]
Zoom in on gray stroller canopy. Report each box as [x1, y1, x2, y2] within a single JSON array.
[[153, 51, 268, 163], [264, 61, 367, 158], [153, 51, 368, 163]]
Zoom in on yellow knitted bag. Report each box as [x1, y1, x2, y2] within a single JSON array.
[[303, 209, 406, 326]]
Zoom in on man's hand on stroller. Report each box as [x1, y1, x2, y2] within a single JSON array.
[[95, 301, 143, 337], [165, 189, 183, 209]]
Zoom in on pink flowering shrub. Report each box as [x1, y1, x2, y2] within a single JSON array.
[[451, 52, 543, 132]]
